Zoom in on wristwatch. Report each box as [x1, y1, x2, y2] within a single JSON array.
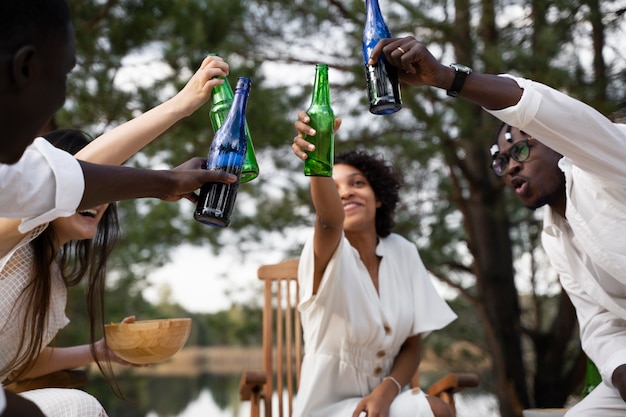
[[446, 64, 473, 97]]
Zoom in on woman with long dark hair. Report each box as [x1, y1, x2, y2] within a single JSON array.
[[0, 54, 229, 417]]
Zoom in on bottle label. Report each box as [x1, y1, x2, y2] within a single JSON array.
[[206, 153, 245, 174], [194, 181, 240, 227], [365, 61, 402, 115]]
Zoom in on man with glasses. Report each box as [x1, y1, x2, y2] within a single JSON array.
[[370, 36, 626, 415]]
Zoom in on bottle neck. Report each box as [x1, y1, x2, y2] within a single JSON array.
[[211, 77, 234, 106], [222, 78, 251, 132], [365, 0, 383, 26], [310, 65, 331, 106], [363, 0, 391, 62]]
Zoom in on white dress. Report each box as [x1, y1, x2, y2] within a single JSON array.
[[0, 224, 107, 417], [294, 233, 457, 417]]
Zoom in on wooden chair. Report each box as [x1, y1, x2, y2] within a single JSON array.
[[239, 259, 479, 417]]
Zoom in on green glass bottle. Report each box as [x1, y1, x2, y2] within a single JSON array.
[[304, 64, 334, 177], [210, 75, 259, 183], [581, 357, 602, 397]]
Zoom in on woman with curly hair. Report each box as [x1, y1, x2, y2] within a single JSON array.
[[291, 111, 457, 417]]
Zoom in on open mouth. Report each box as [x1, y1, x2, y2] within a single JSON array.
[[79, 209, 97, 218], [510, 177, 527, 194]]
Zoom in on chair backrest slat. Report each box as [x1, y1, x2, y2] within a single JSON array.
[[257, 259, 301, 417]]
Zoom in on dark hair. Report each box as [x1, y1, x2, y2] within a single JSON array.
[[0, 0, 71, 52], [334, 149, 401, 237], [5, 129, 121, 395]]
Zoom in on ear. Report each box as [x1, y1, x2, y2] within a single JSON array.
[[11, 45, 38, 88]]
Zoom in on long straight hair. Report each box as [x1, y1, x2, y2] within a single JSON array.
[[2, 129, 122, 395]]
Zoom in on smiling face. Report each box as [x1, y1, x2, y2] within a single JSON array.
[[332, 163, 382, 234], [51, 203, 110, 246], [495, 126, 565, 212]]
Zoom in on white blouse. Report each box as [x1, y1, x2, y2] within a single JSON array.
[[0, 224, 69, 382]]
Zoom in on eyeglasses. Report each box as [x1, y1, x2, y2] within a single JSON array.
[[491, 140, 530, 176]]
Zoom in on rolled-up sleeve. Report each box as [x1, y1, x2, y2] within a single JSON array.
[[0, 137, 84, 232]]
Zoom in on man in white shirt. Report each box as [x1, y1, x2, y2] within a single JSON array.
[[0, 1, 234, 415], [370, 37, 626, 415]]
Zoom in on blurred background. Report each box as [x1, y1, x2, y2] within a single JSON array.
[[53, 0, 626, 416]]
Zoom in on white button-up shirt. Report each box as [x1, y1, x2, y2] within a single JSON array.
[[0, 137, 84, 232], [488, 75, 626, 385]]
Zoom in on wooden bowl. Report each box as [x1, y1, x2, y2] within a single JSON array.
[[104, 318, 192, 365]]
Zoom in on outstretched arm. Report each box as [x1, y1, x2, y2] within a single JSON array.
[[292, 110, 344, 293], [77, 157, 236, 210], [16, 317, 141, 380], [76, 54, 228, 165], [369, 36, 522, 110]]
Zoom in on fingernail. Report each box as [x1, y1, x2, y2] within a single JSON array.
[[309, 129, 316, 135]]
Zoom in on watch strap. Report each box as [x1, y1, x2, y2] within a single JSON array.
[[446, 64, 472, 97]]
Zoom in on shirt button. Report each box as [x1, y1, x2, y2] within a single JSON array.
[[374, 367, 383, 376], [383, 325, 392, 335], [376, 350, 386, 358]]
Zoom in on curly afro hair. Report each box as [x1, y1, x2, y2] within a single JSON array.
[[334, 149, 401, 237]]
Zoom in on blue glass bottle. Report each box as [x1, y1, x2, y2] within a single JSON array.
[[194, 77, 251, 227], [362, 0, 402, 115], [209, 76, 259, 183]]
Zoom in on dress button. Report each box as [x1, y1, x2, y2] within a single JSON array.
[[376, 350, 386, 358], [374, 367, 383, 376], [383, 325, 392, 335]]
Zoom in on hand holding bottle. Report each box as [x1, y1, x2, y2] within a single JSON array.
[[368, 36, 455, 88], [170, 54, 230, 118], [163, 157, 237, 203], [292, 110, 342, 162], [194, 77, 252, 226]]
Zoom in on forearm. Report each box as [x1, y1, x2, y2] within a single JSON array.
[[21, 346, 94, 379], [458, 72, 523, 110], [77, 161, 173, 209], [75, 99, 189, 165], [387, 335, 422, 388], [311, 177, 344, 229]]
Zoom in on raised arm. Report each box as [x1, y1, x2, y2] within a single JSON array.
[[292, 110, 344, 291], [76, 55, 228, 165], [369, 36, 523, 110]]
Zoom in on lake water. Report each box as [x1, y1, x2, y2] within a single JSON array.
[[91, 374, 500, 417]]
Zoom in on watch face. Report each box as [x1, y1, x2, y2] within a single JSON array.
[[451, 64, 472, 74]]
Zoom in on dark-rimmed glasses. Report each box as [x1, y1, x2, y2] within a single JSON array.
[[491, 140, 530, 176]]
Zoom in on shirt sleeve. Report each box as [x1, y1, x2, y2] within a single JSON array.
[[485, 75, 626, 184], [558, 268, 626, 386], [0, 137, 85, 232]]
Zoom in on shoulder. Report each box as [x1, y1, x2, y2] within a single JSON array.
[[381, 233, 418, 252]]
